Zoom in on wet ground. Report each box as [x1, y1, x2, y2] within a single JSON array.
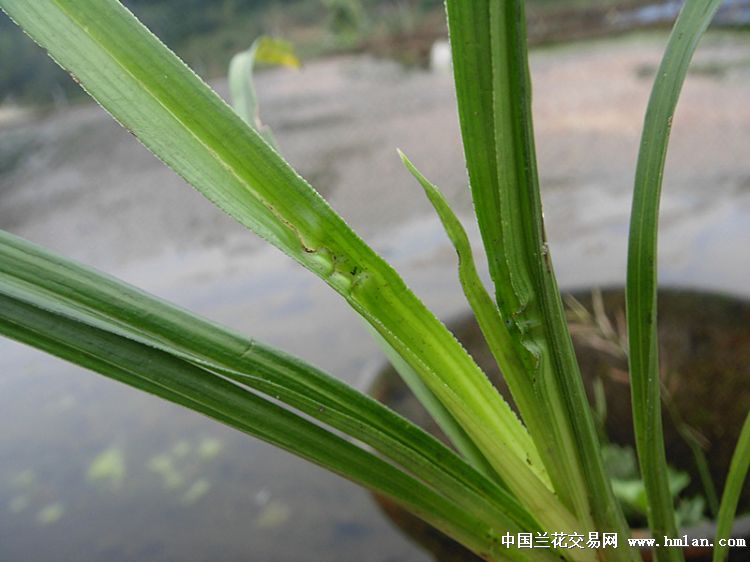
[[1, 31, 750, 561]]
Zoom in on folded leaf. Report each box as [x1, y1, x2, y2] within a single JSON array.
[[0, 293, 520, 561], [0, 229, 536, 535]]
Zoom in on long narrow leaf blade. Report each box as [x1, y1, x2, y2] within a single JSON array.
[[0, 230, 536, 535], [713, 413, 750, 562], [0, 0, 556, 513], [0, 295, 514, 561], [627, 3, 722, 560]]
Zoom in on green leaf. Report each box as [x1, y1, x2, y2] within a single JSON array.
[[396, 150, 593, 556], [444, 2, 632, 555], [0, 294, 516, 561], [0, 0, 559, 522], [399, 150, 542, 469], [626, 2, 722, 560], [367, 323, 499, 481], [0, 229, 538, 537], [228, 36, 300, 148], [713, 413, 750, 562]]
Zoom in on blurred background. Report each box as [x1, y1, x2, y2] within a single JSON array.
[[1, 1, 749, 561]]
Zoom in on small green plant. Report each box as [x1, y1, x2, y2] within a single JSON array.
[[0, 1, 747, 562]]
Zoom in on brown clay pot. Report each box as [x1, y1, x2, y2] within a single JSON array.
[[369, 288, 750, 562]]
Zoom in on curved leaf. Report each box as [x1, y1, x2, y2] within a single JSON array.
[[0, 230, 539, 538], [627, 3, 722, 560], [399, 151, 539, 452], [0, 294, 518, 561], [0, 0, 559, 520]]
